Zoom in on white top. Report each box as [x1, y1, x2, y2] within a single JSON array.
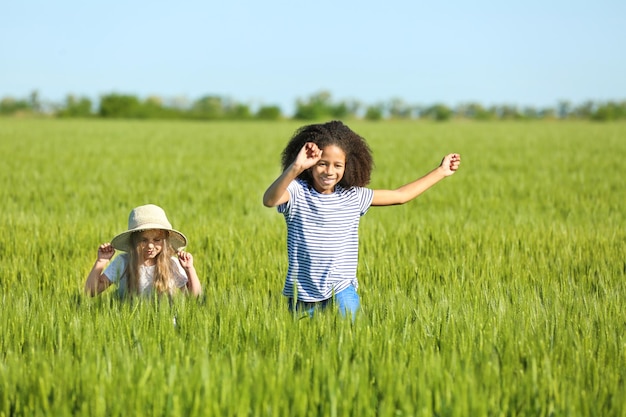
[[103, 253, 188, 297], [278, 179, 374, 302]]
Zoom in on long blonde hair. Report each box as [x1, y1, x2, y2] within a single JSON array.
[[125, 230, 177, 296]]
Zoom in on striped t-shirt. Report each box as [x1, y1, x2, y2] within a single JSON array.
[[278, 179, 374, 302]]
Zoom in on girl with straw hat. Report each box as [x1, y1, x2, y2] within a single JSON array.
[[85, 204, 202, 298]]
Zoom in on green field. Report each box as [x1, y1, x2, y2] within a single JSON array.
[[0, 119, 624, 416]]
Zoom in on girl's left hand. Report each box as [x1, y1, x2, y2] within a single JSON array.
[[177, 251, 194, 269], [440, 153, 461, 176]]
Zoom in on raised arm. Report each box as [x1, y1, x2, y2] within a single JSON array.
[[177, 251, 202, 296], [262, 142, 322, 207], [84, 243, 114, 296], [371, 153, 461, 206]]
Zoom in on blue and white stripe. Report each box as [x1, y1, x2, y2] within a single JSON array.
[[278, 179, 374, 302]]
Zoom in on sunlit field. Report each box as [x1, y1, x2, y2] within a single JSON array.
[[0, 118, 624, 416]]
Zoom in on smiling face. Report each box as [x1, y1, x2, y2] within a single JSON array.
[[137, 229, 167, 265], [309, 144, 346, 194]]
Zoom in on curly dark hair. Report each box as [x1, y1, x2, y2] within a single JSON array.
[[280, 120, 374, 188]]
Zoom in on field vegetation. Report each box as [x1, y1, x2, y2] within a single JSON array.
[[3, 90, 626, 121], [0, 119, 624, 416]]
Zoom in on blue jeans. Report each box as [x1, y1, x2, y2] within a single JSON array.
[[288, 285, 360, 319]]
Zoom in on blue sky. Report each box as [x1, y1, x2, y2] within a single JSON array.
[[2, 0, 625, 115]]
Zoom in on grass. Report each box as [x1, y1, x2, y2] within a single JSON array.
[[0, 118, 624, 416]]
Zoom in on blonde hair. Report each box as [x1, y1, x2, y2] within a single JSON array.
[[125, 230, 178, 296]]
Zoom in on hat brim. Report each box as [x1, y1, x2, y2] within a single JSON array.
[[111, 224, 187, 252]]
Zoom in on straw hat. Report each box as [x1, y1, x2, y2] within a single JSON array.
[[111, 204, 187, 252]]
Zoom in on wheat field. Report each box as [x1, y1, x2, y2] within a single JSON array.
[[0, 119, 624, 416]]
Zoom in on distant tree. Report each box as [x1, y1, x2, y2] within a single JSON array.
[[58, 95, 92, 117], [256, 105, 282, 120], [29, 90, 42, 113], [498, 105, 522, 120], [226, 103, 252, 119], [423, 103, 453, 121], [142, 95, 184, 119], [557, 100, 572, 119], [572, 101, 595, 119], [145, 95, 162, 107], [166, 96, 191, 111], [540, 107, 556, 119], [475, 104, 496, 120], [460, 102, 494, 120], [191, 95, 224, 119], [293, 103, 323, 120], [614, 103, 623, 119], [330, 102, 349, 119], [99, 94, 142, 118], [613, 101, 625, 119], [0, 96, 31, 115], [142, 96, 163, 116], [388, 98, 412, 119], [338, 99, 362, 118], [592, 101, 626, 121], [364, 105, 383, 121], [412, 105, 425, 119], [522, 106, 540, 119], [454, 103, 469, 119], [294, 90, 334, 120]]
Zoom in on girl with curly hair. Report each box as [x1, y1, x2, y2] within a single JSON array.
[[263, 120, 460, 318]]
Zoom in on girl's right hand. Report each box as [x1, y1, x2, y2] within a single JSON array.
[[97, 243, 115, 262], [295, 142, 322, 171]]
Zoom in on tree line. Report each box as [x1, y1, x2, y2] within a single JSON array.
[[1, 90, 625, 121]]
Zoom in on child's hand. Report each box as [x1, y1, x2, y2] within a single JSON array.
[[440, 153, 461, 176], [295, 142, 322, 171], [97, 243, 115, 262], [177, 251, 195, 270]]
